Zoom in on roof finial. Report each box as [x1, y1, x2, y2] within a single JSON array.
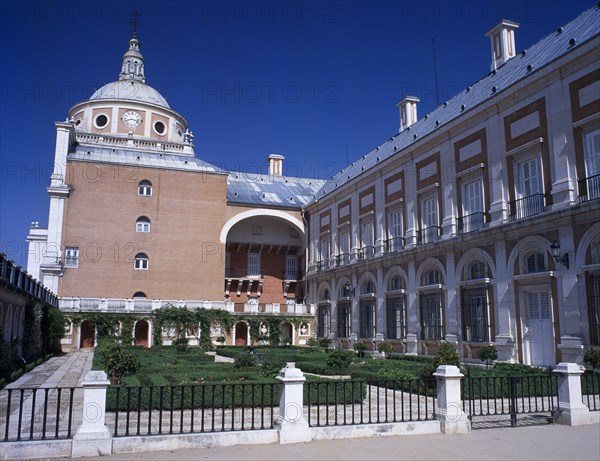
[[119, 11, 146, 83], [129, 10, 142, 39]]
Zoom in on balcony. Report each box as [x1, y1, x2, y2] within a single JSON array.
[[457, 212, 486, 234], [509, 193, 545, 221], [358, 245, 376, 261], [578, 173, 600, 203], [416, 226, 441, 245], [385, 236, 405, 253], [336, 252, 351, 267], [59, 297, 311, 316]]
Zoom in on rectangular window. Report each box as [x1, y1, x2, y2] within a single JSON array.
[[285, 255, 297, 279], [361, 221, 374, 259], [317, 305, 330, 337], [420, 293, 442, 340], [337, 301, 351, 338], [461, 288, 489, 342], [339, 230, 350, 266], [359, 300, 375, 338], [386, 296, 406, 339], [421, 197, 439, 243], [65, 247, 79, 268], [512, 156, 544, 218], [461, 179, 485, 233], [136, 221, 150, 233], [583, 129, 600, 201], [518, 157, 542, 197], [528, 292, 550, 320], [248, 253, 260, 277], [387, 210, 403, 251]]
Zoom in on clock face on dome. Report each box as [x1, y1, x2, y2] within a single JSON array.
[[122, 110, 141, 128]]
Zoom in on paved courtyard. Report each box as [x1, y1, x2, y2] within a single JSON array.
[[71, 423, 600, 461]]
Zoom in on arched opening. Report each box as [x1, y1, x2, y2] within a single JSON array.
[[235, 322, 248, 346], [134, 320, 149, 347], [282, 322, 293, 344], [80, 320, 95, 349]]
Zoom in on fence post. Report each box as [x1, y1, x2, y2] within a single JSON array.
[[275, 362, 311, 444], [553, 362, 595, 426], [71, 370, 112, 457], [434, 365, 470, 434]]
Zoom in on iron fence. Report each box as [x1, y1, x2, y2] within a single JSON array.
[[1, 387, 78, 442], [581, 372, 600, 411], [107, 383, 278, 437], [306, 379, 436, 427], [462, 374, 559, 427]]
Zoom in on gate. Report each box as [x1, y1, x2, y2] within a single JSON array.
[[462, 373, 559, 429]]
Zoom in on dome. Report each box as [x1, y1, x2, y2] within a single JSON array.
[[89, 80, 170, 108]]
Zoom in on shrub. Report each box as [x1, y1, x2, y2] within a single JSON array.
[[234, 352, 257, 369], [326, 350, 353, 375], [584, 350, 600, 369], [305, 337, 318, 349], [216, 336, 226, 347], [173, 336, 189, 352], [377, 341, 394, 358], [477, 346, 498, 367], [318, 338, 331, 350], [353, 341, 368, 358], [434, 342, 460, 368], [260, 355, 286, 377], [97, 338, 140, 379]]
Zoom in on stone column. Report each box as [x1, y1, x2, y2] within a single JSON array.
[[275, 363, 311, 444], [71, 371, 112, 457], [553, 362, 597, 426], [434, 365, 471, 434]]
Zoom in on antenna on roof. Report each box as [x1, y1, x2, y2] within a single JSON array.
[[432, 38, 440, 107], [129, 10, 143, 38]]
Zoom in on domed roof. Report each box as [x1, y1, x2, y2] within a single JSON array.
[[89, 80, 170, 108]]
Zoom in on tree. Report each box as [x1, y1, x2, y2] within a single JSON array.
[[326, 350, 353, 375]]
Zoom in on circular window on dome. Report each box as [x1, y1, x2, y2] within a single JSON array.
[[94, 114, 109, 129], [153, 120, 166, 135]]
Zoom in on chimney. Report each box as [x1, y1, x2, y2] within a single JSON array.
[[485, 20, 519, 71], [396, 96, 420, 132], [267, 154, 284, 176]]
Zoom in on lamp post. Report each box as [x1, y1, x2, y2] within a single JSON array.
[[550, 240, 569, 269]]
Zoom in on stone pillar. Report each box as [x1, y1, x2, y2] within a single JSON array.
[[553, 362, 597, 426], [274, 363, 311, 444], [71, 371, 112, 457], [434, 365, 471, 434]]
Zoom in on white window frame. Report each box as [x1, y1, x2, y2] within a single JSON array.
[[138, 181, 152, 196], [65, 247, 79, 268], [136, 217, 151, 233], [463, 179, 484, 215], [517, 156, 542, 198], [248, 253, 260, 277], [285, 255, 297, 279], [584, 127, 600, 177], [134, 253, 149, 270]]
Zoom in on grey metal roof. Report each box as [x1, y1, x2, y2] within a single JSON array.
[[227, 172, 325, 209], [89, 80, 170, 108], [69, 145, 225, 174], [313, 4, 600, 201]]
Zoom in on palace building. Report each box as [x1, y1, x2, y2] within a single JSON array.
[[26, 5, 600, 366]]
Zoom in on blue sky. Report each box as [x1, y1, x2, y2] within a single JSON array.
[[0, 0, 594, 268]]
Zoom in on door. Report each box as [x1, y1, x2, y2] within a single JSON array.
[[134, 320, 149, 347], [524, 291, 554, 366], [79, 320, 95, 349], [235, 322, 248, 346]]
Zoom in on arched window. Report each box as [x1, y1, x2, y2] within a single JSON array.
[[339, 283, 352, 298], [134, 253, 149, 270], [320, 288, 330, 301], [138, 180, 152, 196], [466, 261, 488, 280], [524, 250, 545, 273], [133, 291, 147, 298], [361, 280, 375, 295], [136, 216, 151, 233], [388, 275, 405, 291], [423, 269, 441, 286]]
